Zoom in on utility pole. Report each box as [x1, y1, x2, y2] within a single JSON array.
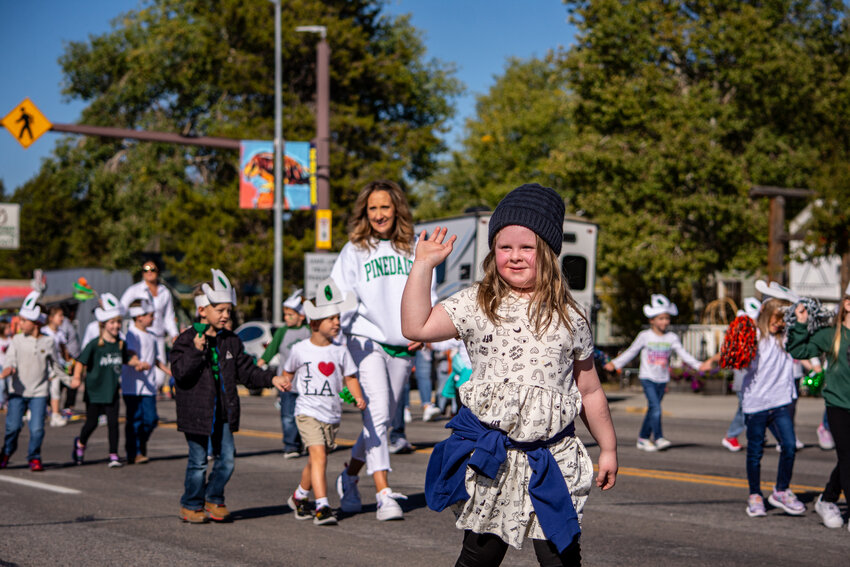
[[750, 186, 815, 284], [272, 0, 284, 325]]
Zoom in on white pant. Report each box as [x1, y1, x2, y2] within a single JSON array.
[[347, 335, 413, 475], [49, 367, 73, 400], [154, 335, 168, 390]]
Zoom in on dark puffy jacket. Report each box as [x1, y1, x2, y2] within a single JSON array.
[[171, 327, 274, 436]]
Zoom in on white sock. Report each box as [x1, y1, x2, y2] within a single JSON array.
[[295, 485, 310, 500], [316, 496, 329, 509], [377, 488, 391, 500]]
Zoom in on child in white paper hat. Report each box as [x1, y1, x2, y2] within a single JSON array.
[[605, 294, 711, 452], [170, 269, 290, 524], [284, 277, 366, 526], [0, 291, 56, 472]]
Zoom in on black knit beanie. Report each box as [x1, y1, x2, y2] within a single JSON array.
[[488, 183, 565, 254]]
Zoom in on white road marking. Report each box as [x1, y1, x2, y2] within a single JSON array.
[[0, 474, 81, 494]]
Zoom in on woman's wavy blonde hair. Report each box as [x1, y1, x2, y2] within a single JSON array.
[[830, 295, 850, 360], [477, 232, 586, 337], [347, 180, 414, 255]]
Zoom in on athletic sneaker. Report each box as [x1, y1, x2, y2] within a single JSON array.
[[29, 458, 44, 472], [0, 452, 8, 469], [71, 437, 84, 465], [403, 407, 412, 423], [49, 413, 67, 427], [108, 455, 124, 468], [722, 437, 742, 452], [814, 494, 844, 528], [767, 488, 806, 515], [283, 450, 301, 460], [746, 494, 767, 517], [636, 438, 657, 452], [654, 438, 672, 451], [817, 424, 835, 450], [422, 404, 442, 422], [313, 505, 338, 526], [287, 494, 313, 520], [389, 437, 414, 454], [775, 439, 804, 452], [336, 467, 362, 513], [376, 488, 406, 521]]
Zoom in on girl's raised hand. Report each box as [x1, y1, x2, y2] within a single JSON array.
[[795, 303, 808, 324], [415, 227, 457, 268]]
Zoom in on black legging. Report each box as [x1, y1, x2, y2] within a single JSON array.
[[79, 393, 120, 455], [455, 530, 581, 567], [823, 406, 850, 503]]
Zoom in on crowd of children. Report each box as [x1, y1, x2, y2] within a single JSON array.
[[2, 181, 849, 565]]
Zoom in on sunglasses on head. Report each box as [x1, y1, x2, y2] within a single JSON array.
[[143, 266, 158, 273]]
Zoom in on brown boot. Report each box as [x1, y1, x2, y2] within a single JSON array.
[[180, 507, 208, 524], [204, 502, 232, 522]]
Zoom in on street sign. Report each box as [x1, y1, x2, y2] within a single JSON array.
[[0, 204, 21, 249], [1, 98, 52, 149], [316, 209, 332, 250], [304, 252, 338, 299]]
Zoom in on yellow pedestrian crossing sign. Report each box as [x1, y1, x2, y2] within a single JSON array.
[[2, 98, 52, 149]]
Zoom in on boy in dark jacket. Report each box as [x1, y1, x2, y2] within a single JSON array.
[[171, 269, 288, 524]]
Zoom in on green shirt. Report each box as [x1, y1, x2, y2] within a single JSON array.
[[78, 339, 131, 404], [787, 323, 850, 410]]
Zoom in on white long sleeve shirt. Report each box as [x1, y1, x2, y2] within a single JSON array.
[[330, 238, 436, 347], [6, 334, 55, 397], [120, 282, 179, 339], [741, 333, 796, 414], [610, 329, 700, 383]]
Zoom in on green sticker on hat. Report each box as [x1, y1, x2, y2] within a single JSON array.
[[218, 275, 228, 288], [324, 285, 333, 301]]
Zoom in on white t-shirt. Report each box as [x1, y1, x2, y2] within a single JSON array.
[[120, 281, 179, 338], [330, 238, 436, 346], [285, 340, 358, 424], [610, 329, 700, 383], [741, 333, 796, 414], [40, 326, 68, 368], [121, 325, 159, 396]]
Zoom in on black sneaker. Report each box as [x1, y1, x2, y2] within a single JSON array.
[[287, 494, 313, 520], [313, 505, 338, 526]]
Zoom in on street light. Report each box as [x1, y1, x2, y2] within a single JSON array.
[[271, 0, 284, 325], [296, 25, 331, 250]]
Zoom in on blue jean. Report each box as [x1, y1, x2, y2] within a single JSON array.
[[279, 390, 302, 453], [745, 404, 796, 495], [124, 395, 158, 460], [181, 421, 235, 510], [726, 391, 745, 439], [415, 349, 433, 407], [639, 379, 667, 440], [3, 395, 48, 461]]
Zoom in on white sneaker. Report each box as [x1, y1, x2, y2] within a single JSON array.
[[49, 413, 67, 427], [636, 438, 657, 452], [815, 494, 844, 528], [796, 438, 804, 450], [403, 407, 412, 423], [336, 467, 362, 513], [817, 424, 835, 450], [388, 437, 413, 454], [376, 488, 406, 521], [422, 404, 442, 422], [654, 438, 672, 451]]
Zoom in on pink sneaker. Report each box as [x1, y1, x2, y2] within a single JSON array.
[[767, 489, 806, 515], [817, 424, 835, 450], [746, 494, 766, 517]]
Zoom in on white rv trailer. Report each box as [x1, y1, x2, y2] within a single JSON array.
[[414, 211, 598, 317]]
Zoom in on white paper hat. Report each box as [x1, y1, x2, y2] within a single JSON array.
[[643, 294, 678, 318], [741, 297, 761, 321], [128, 299, 155, 318], [845, 281, 850, 296], [303, 278, 356, 321], [95, 293, 125, 322], [19, 290, 42, 321], [202, 269, 234, 305], [283, 288, 304, 315], [194, 293, 210, 310], [754, 280, 799, 304]]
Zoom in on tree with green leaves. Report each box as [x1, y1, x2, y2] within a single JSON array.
[[0, 0, 460, 318]]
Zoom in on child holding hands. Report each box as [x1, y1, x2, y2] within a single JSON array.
[[170, 270, 289, 524], [402, 184, 617, 567], [284, 278, 366, 526]]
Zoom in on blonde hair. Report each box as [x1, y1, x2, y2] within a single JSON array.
[[831, 296, 850, 360], [97, 318, 124, 349], [347, 180, 414, 255], [477, 233, 585, 336], [756, 298, 791, 341]]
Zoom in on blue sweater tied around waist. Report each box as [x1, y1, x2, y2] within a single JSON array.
[[424, 406, 580, 552]]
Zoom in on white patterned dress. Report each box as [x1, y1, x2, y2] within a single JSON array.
[[439, 284, 595, 549]]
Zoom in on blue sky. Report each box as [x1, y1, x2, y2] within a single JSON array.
[[0, 0, 576, 192]]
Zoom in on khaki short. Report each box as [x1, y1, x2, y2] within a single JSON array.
[[295, 415, 339, 450]]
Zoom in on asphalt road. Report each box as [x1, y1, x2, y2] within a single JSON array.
[[0, 389, 846, 566]]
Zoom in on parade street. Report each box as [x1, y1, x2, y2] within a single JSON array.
[[1, 389, 846, 566]]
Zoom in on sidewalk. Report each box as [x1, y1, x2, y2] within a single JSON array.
[[607, 390, 827, 428]]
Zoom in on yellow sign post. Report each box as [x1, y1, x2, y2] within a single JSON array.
[[1, 98, 52, 149], [316, 209, 332, 250]]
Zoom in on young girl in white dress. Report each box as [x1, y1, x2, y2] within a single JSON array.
[[402, 183, 618, 566]]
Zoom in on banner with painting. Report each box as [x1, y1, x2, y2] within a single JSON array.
[[239, 140, 313, 210]]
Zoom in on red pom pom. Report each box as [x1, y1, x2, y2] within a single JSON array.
[[720, 315, 757, 370]]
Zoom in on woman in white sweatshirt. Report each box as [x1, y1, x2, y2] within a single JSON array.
[[331, 180, 435, 521]]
